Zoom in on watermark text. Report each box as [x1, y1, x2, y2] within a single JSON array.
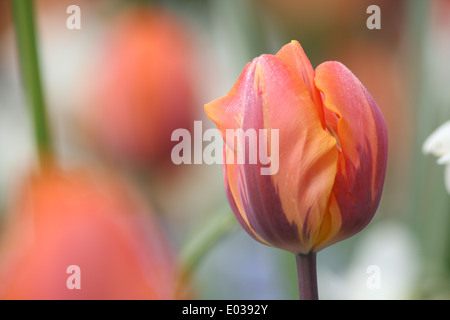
[[171, 121, 279, 175]]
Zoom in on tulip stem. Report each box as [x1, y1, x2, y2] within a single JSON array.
[[175, 208, 238, 298], [295, 252, 318, 300]]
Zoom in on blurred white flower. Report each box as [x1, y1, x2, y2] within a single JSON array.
[[423, 120, 450, 194], [319, 221, 421, 300]]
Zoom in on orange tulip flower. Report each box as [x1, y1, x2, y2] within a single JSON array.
[[205, 41, 388, 298], [0, 166, 176, 299], [83, 6, 195, 166], [206, 40, 388, 254]]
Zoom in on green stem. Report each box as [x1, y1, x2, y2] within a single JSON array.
[[11, 0, 53, 166], [295, 252, 318, 300], [175, 209, 237, 298]]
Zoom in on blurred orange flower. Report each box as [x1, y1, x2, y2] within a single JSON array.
[[0, 166, 176, 299], [205, 41, 388, 254], [83, 6, 195, 166]]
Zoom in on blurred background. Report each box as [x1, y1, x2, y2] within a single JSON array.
[[0, 0, 449, 299]]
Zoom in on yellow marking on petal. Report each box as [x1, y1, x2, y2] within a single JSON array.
[[224, 148, 272, 247]]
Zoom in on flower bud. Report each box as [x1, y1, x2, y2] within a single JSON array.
[[205, 41, 388, 254]]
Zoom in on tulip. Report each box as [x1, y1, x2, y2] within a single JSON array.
[[0, 166, 176, 299], [82, 6, 195, 167], [204, 40, 388, 299]]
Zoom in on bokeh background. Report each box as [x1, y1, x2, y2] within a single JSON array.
[[0, 0, 449, 299]]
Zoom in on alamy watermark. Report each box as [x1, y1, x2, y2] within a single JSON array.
[[66, 264, 81, 290], [366, 5, 381, 30], [65, 4, 380, 31], [171, 121, 279, 176], [66, 5, 81, 30], [366, 265, 381, 290]]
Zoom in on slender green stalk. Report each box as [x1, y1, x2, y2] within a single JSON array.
[[295, 252, 318, 300], [175, 209, 237, 298], [11, 0, 52, 166]]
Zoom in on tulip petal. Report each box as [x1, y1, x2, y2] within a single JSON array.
[[255, 55, 340, 253], [204, 63, 253, 138], [314, 61, 388, 247], [218, 60, 304, 253], [222, 147, 273, 247], [275, 40, 326, 128], [211, 53, 339, 254]]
